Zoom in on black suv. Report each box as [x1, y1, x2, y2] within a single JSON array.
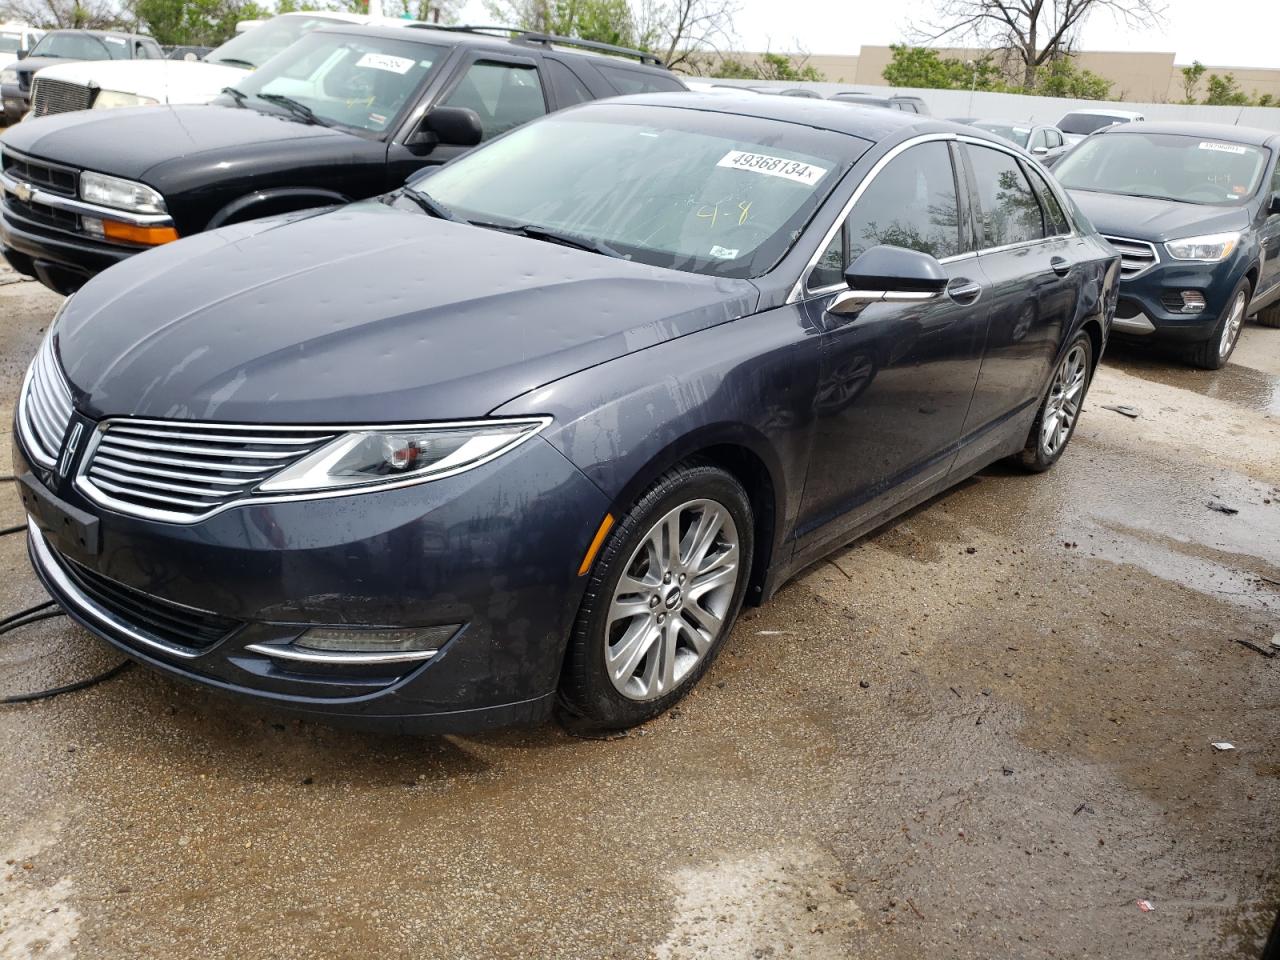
[[1, 30, 164, 124], [0, 24, 684, 293]]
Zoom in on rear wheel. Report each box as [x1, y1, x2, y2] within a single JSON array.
[[1014, 331, 1093, 473], [1256, 300, 1280, 329], [559, 463, 753, 731], [1187, 279, 1249, 369]]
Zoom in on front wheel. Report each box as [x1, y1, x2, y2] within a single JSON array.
[[1187, 279, 1249, 369], [1014, 331, 1093, 473], [559, 463, 754, 731]]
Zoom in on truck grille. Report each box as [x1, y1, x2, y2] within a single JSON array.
[[18, 335, 75, 470], [30, 77, 95, 118], [82, 420, 339, 522], [1102, 235, 1159, 280], [1, 148, 79, 196]]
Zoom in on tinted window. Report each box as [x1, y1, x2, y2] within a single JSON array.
[[206, 15, 346, 70], [442, 61, 547, 141], [968, 145, 1045, 247], [1024, 165, 1071, 236], [545, 59, 594, 108], [595, 64, 683, 94], [845, 141, 963, 261], [1058, 112, 1132, 136], [810, 230, 845, 289]]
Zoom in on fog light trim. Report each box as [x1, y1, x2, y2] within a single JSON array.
[[245, 624, 459, 665]]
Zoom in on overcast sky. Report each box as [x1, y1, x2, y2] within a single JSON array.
[[458, 0, 1275, 69]]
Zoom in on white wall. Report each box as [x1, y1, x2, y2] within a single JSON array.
[[712, 80, 1280, 132]]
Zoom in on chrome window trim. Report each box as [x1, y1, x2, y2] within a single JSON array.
[[75, 415, 553, 525], [1, 170, 174, 228], [242, 642, 440, 665], [27, 520, 202, 660]]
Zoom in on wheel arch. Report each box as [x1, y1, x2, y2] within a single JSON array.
[[206, 187, 351, 230]]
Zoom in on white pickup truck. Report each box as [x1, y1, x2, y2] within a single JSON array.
[[22, 12, 418, 118]]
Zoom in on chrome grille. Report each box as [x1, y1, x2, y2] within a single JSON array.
[[81, 421, 339, 522], [18, 336, 75, 469], [30, 78, 94, 118], [1, 148, 80, 196], [1102, 235, 1159, 280]]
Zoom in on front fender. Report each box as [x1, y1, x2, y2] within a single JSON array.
[[206, 187, 350, 229]]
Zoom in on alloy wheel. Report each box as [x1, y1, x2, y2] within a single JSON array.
[[1040, 343, 1088, 457], [1219, 291, 1246, 360], [604, 499, 740, 701]]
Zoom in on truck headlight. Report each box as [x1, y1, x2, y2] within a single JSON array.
[[92, 89, 160, 110], [0, 69, 17, 85], [1164, 231, 1241, 262], [257, 418, 550, 494], [79, 171, 167, 215]]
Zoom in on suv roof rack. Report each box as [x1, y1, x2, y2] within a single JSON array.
[[418, 24, 664, 66]]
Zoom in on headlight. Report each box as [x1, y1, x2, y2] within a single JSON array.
[[1164, 231, 1241, 262], [0, 69, 17, 85], [257, 419, 550, 494], [92, 89, 160, 110], [79, 171, 167, 215]]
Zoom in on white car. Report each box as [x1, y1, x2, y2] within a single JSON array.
[[24, 12, 419, 118], [0, 22, 42, 72]]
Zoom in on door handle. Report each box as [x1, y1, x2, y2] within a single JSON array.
[[947, 278, 982, 304], [1050, 256, 1071, 277]]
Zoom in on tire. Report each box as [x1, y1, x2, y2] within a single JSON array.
[[1257, 300, 1280, 329], [1186, 279, 1249, 369], [1014, 330, 1093, 473], [559, 462, 754, 731]]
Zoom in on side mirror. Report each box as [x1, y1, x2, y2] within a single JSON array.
[[829, 245, 949, 316], [16, 49, 27, 60], [1269, 193, 1280, 216], [408, 106, 483, 149], [1032, 145, 1048, 155]]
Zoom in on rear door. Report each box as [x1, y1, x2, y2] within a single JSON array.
[[953, 141, 1087, 471], [792, 139, 989, 559]]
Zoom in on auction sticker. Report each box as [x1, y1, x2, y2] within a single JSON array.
[[717, 150, 828, 185], [356, 53, 415, 74], [1199, 142, 1248, 155]]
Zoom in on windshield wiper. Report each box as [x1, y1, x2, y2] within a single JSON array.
[[256, 92, 329, 127], [210, 57, 256, 69], [394, 188, 461, 221], [468, 219, 624, 259], [221, 85, 248, 106]]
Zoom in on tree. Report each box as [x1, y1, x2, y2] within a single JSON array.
[[1033, 56, 1112, 99], [1179, 60, 1206, 104], [634, 0, 739, 71], [704, 50, 822, 82], [914, 0, 1164, 90], [881, 44, 1004, 91], [133, 0, 268, 45], [1203, 72, 1250, 106], [0, 0, 126, 29], [483, 0, 637, 46]]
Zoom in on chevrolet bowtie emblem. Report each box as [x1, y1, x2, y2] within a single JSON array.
[[10, 180, 32, 204]]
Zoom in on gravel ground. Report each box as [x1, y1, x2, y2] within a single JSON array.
[[0, 267, 1277, 959]]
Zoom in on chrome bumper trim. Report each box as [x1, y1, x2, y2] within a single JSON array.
[[1112, 312, 1157, 335], [27, 519, 199, 659], [243, 642, 439, 666]]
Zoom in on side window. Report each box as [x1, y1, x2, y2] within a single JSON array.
[[967, 145, 1046, 248], [1024, 164, 1071, 236], [440, 61, 547, 141], [844, 141, 964, 261], [1049, 129, 1064, 149], [809, 229, 845, 289], [545, 59, 594, 109], [594, 63, 684, 94]]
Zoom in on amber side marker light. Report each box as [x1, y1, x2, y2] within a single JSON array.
[[102, 220, 179, 245], [578, 514, 615, 576]]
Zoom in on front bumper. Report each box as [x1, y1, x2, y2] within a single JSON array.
[[1111, 254, 1242, 344], [17, 429, 610, 733]]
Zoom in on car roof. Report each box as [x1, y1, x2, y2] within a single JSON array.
[[46, 28, 146, 39], [1061, 108, 1143, 119], [1096, 120, 1280, 147], [601, 92, 1008, 145], [311, 22, 672, 71]]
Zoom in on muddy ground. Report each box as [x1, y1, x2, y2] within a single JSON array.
[[0, 267, 1277, 959]]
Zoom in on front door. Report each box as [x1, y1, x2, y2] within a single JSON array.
[[1258, 162, 1280, 302], [794, 140, 989, 558]]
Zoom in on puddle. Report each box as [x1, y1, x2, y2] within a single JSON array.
[[1106, 344, 1280, 415]]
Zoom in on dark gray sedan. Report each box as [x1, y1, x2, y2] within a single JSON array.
[[16, 94, 1119, 733]]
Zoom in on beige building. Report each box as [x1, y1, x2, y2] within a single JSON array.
[[726, 46, 1280, 104]]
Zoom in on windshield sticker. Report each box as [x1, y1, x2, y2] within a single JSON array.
[[717, 151, 828, 186], [1199, 142, 1248, 155], [355, 53, 415, 74], [709, 245, 740, 260]]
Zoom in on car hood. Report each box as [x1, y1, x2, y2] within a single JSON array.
[[0, 104, 350, 180], [1066, 189, 1251, 243], [28, 58, 247, 103], [11, 55, 76, 76], [55, 201, 761, 424]]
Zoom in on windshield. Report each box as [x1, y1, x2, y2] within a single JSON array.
[[207, 15, 348, 69], [1059, 113, 1131, 136], [0, 33, 23, 54], [973, 121, 1031, 148], [233, 32, 445, 134], [1055, 132, 1269, 206], [28, 32, 123, 60], [414, 104, 857, 279]]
